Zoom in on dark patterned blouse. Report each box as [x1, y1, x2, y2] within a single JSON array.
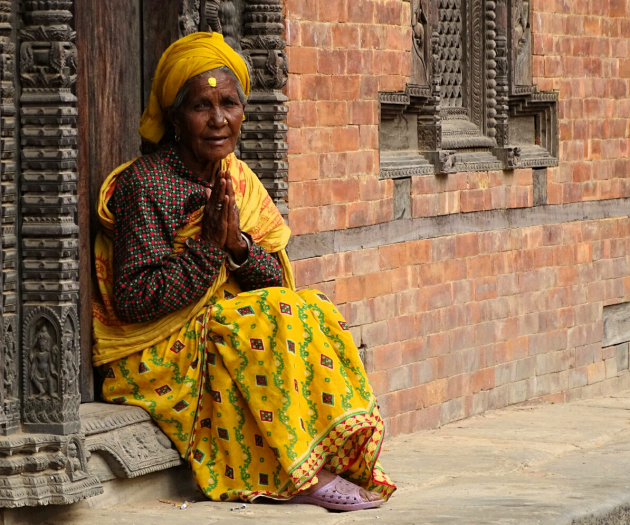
[[109, 147, 283, 324]]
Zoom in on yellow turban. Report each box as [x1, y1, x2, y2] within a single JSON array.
[[139, 32, 251, 144]]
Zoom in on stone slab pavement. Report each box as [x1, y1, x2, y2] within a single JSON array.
[[10, 392, 630, 525]]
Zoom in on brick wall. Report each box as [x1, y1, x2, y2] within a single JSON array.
[[532, 0, 630, 204], [283, 0, 630, 436], [295, 218, 630, 434], [284, 0, 409, 234]]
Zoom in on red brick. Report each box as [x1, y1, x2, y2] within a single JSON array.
[[331, 24, 360, 49], [379, 244, 407, 269], [331, 178, 359, 203], [289, 207, 319, 235], [293, 257, 324, 287], [316, 101, 348, 127], [460, 189, 485, 212], [300, 22, 332, 48], [288, 153, 320, 182], [331, 126, 360, 152], [318, 49, 347, 75], [287, 47, 318, 74], [330, 74, 361, 102], [319, 204, 347, 232], [301, 74, 332, 100], [406, 240, 431, 264], [346, 200, 372, 228], [348, 0, 375, 23], [287, 100, 317, 128], [471, 368, 495, 393], [455, 233, 480, 258], [301, 127, 331, 153], [335, 275, 365, 304], [348, 100, 378, 125], [318, 0, 346, 23], [425, 283, 453, 310]]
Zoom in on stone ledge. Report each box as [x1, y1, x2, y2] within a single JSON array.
[[80, 403, 183, 482], [287, 198, 630, 261]]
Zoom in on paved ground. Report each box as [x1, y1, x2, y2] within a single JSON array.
[[9, 392, 630, 525]]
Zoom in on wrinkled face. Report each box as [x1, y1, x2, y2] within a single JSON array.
[[173, 70, 244, 166]]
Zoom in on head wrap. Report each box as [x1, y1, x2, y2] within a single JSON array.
[[139, 32, 251, 144]]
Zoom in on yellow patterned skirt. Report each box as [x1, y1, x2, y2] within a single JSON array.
[[102, 279, 396, 502]]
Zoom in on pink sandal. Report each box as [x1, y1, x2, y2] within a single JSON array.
[[291, 475, 384, 512]]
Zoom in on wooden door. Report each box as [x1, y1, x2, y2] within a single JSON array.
[[76, 1, 180, 400]]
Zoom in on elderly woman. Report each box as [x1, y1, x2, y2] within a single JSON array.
[[92, 32, 395, 511]]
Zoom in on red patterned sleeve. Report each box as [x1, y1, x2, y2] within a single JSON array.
[[111, 171, 226, 323], [230, 238, 284, 291]]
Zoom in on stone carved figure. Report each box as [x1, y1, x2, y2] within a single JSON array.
[[179, 0, 201, 37], [205, 0, 222, 33], [61, 316, 79, 396], [62, 345, 78, 396], [29, 325, 59, 399], [3, 327, 17, 400], [66, 437, 89, 481], [412, 0, 428, 84], [506, 146, 522, 168], [438, 150, 457, 173], [513, 0, 531, 85]]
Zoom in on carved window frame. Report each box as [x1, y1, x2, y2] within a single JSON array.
[[379, 0, 558, 178]]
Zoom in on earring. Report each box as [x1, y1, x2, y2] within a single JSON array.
[[223, 118, 228, 124], [175, 132, 181, 142]]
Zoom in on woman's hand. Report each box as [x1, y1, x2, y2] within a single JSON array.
[[200, 173, 229, 250], [223, 171, 249, 265]]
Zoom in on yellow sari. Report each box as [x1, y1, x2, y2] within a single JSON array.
[[93, 154, 396, 502]]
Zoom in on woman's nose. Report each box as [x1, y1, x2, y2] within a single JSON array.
[[209, 106, 226, 127]]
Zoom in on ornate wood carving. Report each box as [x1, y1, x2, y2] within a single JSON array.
[[378, 0, 558, 177], [22, 306, 80, 434], [19, 0, 81, 435], [196, 0, 288, 214], [411, 0, 428, 85], [179, 0, 201, 37], [238, 0, 289, 215], [0, 0, 18, 436]]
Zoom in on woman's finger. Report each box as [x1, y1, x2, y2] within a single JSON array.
[[220, 195, 230, 247]]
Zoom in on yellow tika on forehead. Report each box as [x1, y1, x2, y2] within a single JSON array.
[[208, 77, 217, 87]]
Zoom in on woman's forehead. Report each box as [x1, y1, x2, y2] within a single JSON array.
[[188, 70, 238, 98]]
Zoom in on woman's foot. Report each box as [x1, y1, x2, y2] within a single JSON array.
[[299, 468, 382, 503]]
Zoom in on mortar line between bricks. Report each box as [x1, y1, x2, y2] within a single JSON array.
[[287, 198, 630, 260]]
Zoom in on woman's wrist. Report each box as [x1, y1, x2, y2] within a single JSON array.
[[226, 234, 251, 269], [227, 238, 248, 266]]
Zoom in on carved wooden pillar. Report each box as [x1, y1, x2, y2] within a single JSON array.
[[239, 0, 289, 215], [494, 0, 509, 148], [485, 0, 497, 141], [0, 0, 19, 436], [19, 0, 81, 434]]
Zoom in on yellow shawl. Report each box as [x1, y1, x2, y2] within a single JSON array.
[[92, 153, 294, 366]]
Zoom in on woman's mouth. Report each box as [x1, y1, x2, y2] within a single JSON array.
[[205, 136, 229, 144]]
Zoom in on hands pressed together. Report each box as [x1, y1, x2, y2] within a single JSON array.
[[201, 170, 249, 265]]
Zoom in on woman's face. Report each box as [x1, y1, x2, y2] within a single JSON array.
[[174, 70, 244, 167]]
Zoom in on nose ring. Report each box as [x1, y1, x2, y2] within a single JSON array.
[[223, 118, 228, 124]]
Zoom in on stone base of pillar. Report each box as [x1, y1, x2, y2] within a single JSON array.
[[0, 433, 103, 508]]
